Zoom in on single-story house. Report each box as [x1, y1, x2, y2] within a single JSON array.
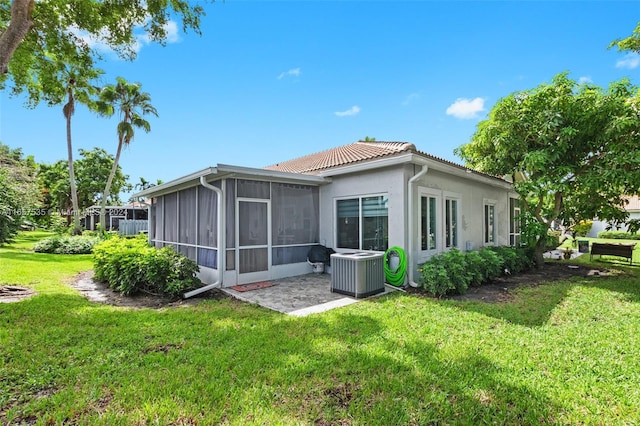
[[82, 202, 149, 232], [133, 141, 520, 297], [588, 195, 640, 237]]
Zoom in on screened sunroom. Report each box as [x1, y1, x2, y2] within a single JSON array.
[[142, 165, 328, 288]]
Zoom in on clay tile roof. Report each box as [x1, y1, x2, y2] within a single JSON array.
[[265, 141, 416, 174]]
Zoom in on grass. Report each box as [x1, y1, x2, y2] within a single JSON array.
[[560, 236, 640, 265], [2, 233, 640, 424]]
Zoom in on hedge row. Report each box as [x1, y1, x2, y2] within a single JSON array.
[[597, 231, 640, 240], [34, 235, 100, 254], [93, 235, 202, 298], [418, 246, 534, 297]]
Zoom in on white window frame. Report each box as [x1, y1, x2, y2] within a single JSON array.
[[443, 191, 461, 250], [509, 196, 521, 246], [418, 187, 441, 254], [483, 199, 497, 246], [334, 193, 388, 251]]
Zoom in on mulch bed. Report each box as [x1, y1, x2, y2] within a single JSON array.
[[406, 261, 616, 303], [67, 271, 230, 309]]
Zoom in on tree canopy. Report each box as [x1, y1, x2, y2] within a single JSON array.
[[609, 21, 640, 53], [38, 147, 131, 226], [0, 142, 40, 243], [456, 73, 640, 264], [0, 0, 205, 106]]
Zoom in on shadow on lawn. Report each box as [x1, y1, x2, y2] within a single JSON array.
[[439, 268, 640, 328], [1, 293, 565, 425], [0, 251, 90, 263]]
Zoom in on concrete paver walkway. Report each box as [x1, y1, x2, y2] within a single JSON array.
[[222, 273, 399, 317]]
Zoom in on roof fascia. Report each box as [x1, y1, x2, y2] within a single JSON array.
[[423, 158, 513, 189], [316, 153, 512, 189], [215, 164, 329, 184], [132, 167, 217, 199], [133, 164, 329, 199]]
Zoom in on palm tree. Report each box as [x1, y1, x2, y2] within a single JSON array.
[[97, 77, 158, 231], [62, 66, 101, 234]]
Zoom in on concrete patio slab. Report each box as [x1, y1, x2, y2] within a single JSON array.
[[221, 273, 399, 316]]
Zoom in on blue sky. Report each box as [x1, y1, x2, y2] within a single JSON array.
[[1, 1, 639, 199]]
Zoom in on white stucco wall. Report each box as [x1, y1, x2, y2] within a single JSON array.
[[318, 166, 407, 252], [589, 211, 640, 237], [318, 162, 514, 283]]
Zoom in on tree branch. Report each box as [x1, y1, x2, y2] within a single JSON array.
[[0, 0, 35, 74], [533, 194, 546, 224]]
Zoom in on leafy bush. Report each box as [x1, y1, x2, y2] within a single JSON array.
[[93, 236, 201, 298], [34, 235, 100, 254], [545, 230, 561, 251], [573, 220, 593, 237], [418, 246, 534, 297], [464, 251, 485, 287], [477, 248, 503, 282], [597, 230, 640, 240], [488, 246, 534, 275], [417, 249, 471, 297]]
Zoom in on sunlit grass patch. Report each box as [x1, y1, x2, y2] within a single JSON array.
[[1, 232, 640, 424]]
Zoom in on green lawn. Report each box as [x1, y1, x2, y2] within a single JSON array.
[[561, 236, 640, 265], [2, 233, 640, 424]]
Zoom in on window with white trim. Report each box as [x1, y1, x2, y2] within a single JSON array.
[[420, 195, 437, 251], [509, 197, 521, 246], [484, 202, 496, 245], [445, 198, 459, 248], [336, 195, 388, 251]]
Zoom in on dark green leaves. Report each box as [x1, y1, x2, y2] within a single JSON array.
[[457, 73, 640, 261], [1, 0, 205, 106]]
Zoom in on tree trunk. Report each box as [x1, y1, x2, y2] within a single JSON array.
[[533, 236, 547, 268], [66, 103, 82, 235], [100, 139, 123, 231], [0, 0, 34, 74]]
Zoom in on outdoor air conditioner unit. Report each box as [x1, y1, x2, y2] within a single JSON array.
[[330, 252, 385, 299]]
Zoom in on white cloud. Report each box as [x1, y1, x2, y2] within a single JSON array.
[[578, 76, 593, 84], [616, 53, 640, 69], [278, 68, 301, 79], [67, 19, 181, 56], [446, 97, 485, 119], [402, 92, 420, 106], [334, 105, 361, 117], [67, 25, 113, 53], [138, 20, 180, 46]]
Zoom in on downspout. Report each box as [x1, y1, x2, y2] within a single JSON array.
[[407, 163, 429, 287], [183, 176, 224, 298]]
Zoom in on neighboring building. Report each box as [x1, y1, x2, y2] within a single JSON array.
[[82, 202, 149, 232], [134, 141, 518, 294], [588, 195, 640, 237]]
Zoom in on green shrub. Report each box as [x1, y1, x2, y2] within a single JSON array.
[[477, 248, 503, 282], [93, 235, 201, 297], [418, 255, 459, 297], [418, 249, 470, 297], [464, 250, 485, 287], [597, 230, 640, 240], [488, 246, 534, 274], [418, 246, 533, 297], [34, 235, 100, 254], [573, 220, 593, 237]]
